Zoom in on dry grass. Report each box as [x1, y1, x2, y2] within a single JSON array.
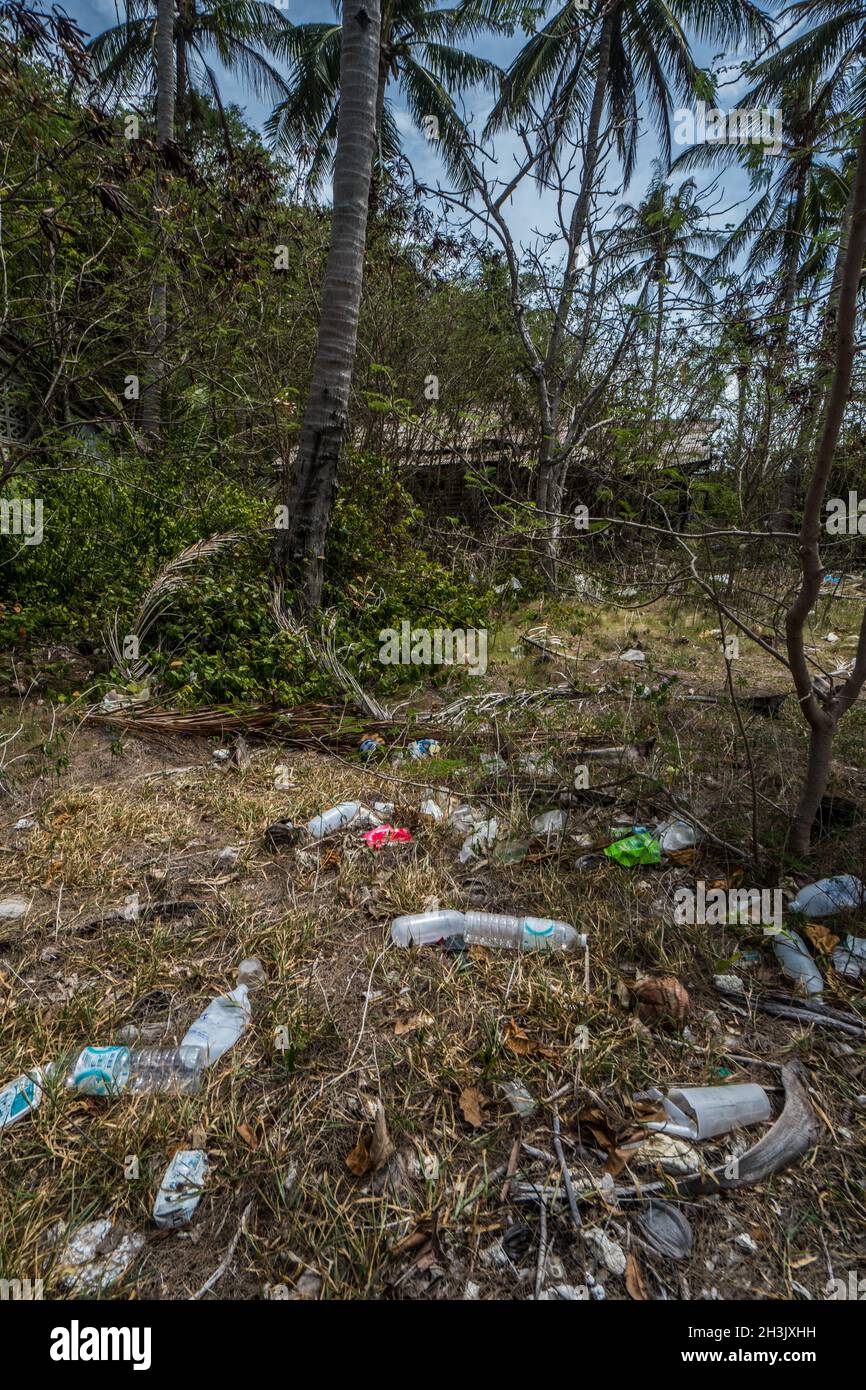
[[1, 588, 865, 1301]]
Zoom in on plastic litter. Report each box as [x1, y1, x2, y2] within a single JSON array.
[[636, 1200, 693, 1261], [788, 875, 865, 916], [305, 802, 380, 840], [180, 958, 265, 1066], [391, 908, 585, 951], [0, 1064, 54, 1129], [359, 734, 385, 759], [55, 1219, 145, 1294], [66, 1044, 206, 1096], [419, 797, 444, 820], [0, 895, 29, 920], [531, 809, 567, 839], [604, 830, 661, 866], [772, 929, 824, 995], [153, 1149, 209, 1228], [407, 738, 440, 760], [644, 1082, 771, 1141], [619, 648, 646, 663], [458, 817, 502, 863], [655, 818, 700, 854], [500, 1080, 536, 1117], [361, 824, 412, 850], [831, 935, 866, 981]]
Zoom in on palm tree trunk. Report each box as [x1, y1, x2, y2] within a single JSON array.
[[142, 0, 176, 440], [649, 270, 664, 417], [276, 0, 382, 615], [775, 171, 858, 529]]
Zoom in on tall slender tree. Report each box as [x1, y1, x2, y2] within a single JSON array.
[[141, 0, 176, 439], [275, 0, 383, 615]]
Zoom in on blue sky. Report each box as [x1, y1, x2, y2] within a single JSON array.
[[69, 0, 791, 250]]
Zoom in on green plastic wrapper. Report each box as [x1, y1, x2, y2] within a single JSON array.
[[603, 830, 662, 866]]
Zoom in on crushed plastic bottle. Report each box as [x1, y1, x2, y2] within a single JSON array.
[[458, 817, 502, 863], [66, 1045, 206, 1096], [391, 908, 585, 951], [180, 958, 266, 1066], [772, 929, 824, 995], [788, 875, 865, 917], [153, 1149, 209, 1228], [304, 802, 379, 840], [831, 935, 866, 981], [531, 809, 567, 839]]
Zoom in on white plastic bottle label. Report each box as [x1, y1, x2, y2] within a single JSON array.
[[521, 918, 555, 942], [70, 1046, 131, 1095], [0, 1071, 43, 1128]]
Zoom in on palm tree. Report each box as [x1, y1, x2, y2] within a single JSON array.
[[275, 0, 383, 615], [266, 1, 507, 192], [88, 0, 293, 146], [610, 166, 721, 415], [482, 0, 772, 254]]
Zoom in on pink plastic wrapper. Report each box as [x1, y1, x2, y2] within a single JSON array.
[[362, 825, 412, 850]]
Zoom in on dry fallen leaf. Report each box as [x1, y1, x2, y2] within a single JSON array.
[[346, 1102, 394, 1177], [346, 1135, 372, 1176], [503, 1018, 558, 1058], [394, 1011, 434, 1036], [237, 1122, 257, 1149], [459, 1086, 485, 1128], [804, 923, 839, 957], [625, 1252, 648, 1300]]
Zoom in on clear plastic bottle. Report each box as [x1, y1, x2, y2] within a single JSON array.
[[391, 909, 465, 946], [180, 958, 265, 1066], [390, 908, 585, 951], [464, 911, 584, 951], [772, 930, 824, 995], [65, 1044, 205, 1096]]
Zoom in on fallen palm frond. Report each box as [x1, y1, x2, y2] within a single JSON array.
[[88, 698, 442, 748], [105, 532, 249, 684], [272, 583, 392, 722]]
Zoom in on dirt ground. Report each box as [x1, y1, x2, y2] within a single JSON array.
[[1, 587, 865, 1300]]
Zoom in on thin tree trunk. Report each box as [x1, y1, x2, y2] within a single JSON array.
[[142, 0, 175, 440], [276, 0, 382, 615], [649, 270, 664, 418], [785, 112, 866, 855], [774, 171, 858, 529], [534, 5, 617, 584]]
